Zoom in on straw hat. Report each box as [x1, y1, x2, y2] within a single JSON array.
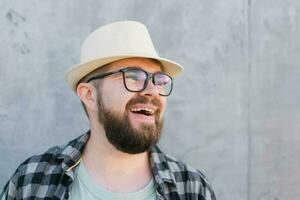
[[65, 21, 183, 91]]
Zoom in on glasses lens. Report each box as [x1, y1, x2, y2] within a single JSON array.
[[154, 73, 172, 96], [124, 69, 147, 91]]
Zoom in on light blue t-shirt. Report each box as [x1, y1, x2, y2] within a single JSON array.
[[69, 161, 156, 200]]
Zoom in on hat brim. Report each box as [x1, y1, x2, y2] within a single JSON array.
[[65, 55, 183, 92]]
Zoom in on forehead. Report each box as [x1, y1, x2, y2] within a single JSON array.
[[108, 57, 162, 72]]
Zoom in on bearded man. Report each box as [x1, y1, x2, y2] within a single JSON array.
[[1, 21, 216, 200]]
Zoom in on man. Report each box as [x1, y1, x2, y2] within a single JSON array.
[[1, 21, 216, 200]]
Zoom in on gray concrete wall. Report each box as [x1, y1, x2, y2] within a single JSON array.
[[0, 0, 299, 199]]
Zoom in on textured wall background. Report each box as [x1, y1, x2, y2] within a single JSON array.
[[1, 0, 300, 199]]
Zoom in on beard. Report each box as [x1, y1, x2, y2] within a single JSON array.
[[96, 94, 164, 154]]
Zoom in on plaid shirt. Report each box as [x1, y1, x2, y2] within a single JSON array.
[[1, 132, 216, 200]]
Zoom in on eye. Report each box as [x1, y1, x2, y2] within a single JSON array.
[[125, 74, 139, 81], [154, 74, 172, 86], [125, 70, 146, 81]]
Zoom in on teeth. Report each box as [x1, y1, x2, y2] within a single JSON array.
[[130, 108, 155, 114]]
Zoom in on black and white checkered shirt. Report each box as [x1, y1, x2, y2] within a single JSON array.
[[1, 132, 216, 200]]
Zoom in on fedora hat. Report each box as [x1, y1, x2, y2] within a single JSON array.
[[65, 20, 184, 91]]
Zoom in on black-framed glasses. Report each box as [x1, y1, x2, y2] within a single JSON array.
[[87, 67, 173, 96]]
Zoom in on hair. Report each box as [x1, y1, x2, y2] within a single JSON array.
[[77, 63, 111, 119]]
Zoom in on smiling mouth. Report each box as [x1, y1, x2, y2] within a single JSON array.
[[130, 107, 155, 116]]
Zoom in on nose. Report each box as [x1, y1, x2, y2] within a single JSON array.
[[139, 78, 160, 97]]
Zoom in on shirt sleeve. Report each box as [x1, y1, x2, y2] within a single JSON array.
[[0, 170, 19, 200], [205, 182, 217, 200]]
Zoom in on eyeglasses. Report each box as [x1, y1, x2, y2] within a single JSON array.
[[87, 67, 173, 96]]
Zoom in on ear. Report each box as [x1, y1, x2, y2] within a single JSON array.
[[76, 83, 98, 112]]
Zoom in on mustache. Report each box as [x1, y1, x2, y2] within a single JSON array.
[[126, 96, 161, 109]]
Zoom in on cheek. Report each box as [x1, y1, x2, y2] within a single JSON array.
[[100, 81, 134, 111]]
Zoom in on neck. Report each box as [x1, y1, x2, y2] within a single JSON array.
[[82, 122, 153, 192]]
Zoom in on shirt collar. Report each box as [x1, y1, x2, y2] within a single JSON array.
[[56, 131, 177, 186], [57, 131, 90, 171], [150, 146, 177, 186]]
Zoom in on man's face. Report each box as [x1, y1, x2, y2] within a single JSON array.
[[95, 58, 167, 154]]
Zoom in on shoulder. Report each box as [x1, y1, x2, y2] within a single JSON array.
[[151, 146, 216, 199], [10, 144, 65, 180], [5, 132, 88, 183], [1, 133, 89, 199], [152, 146, 210, 182], [0, 144, 65, 198], [23, 143, 66, 166], [6, 140, 72, 185], [13, 132, 88, 176], [6, 133, 88, 182], [165, 151, 210, 184]]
